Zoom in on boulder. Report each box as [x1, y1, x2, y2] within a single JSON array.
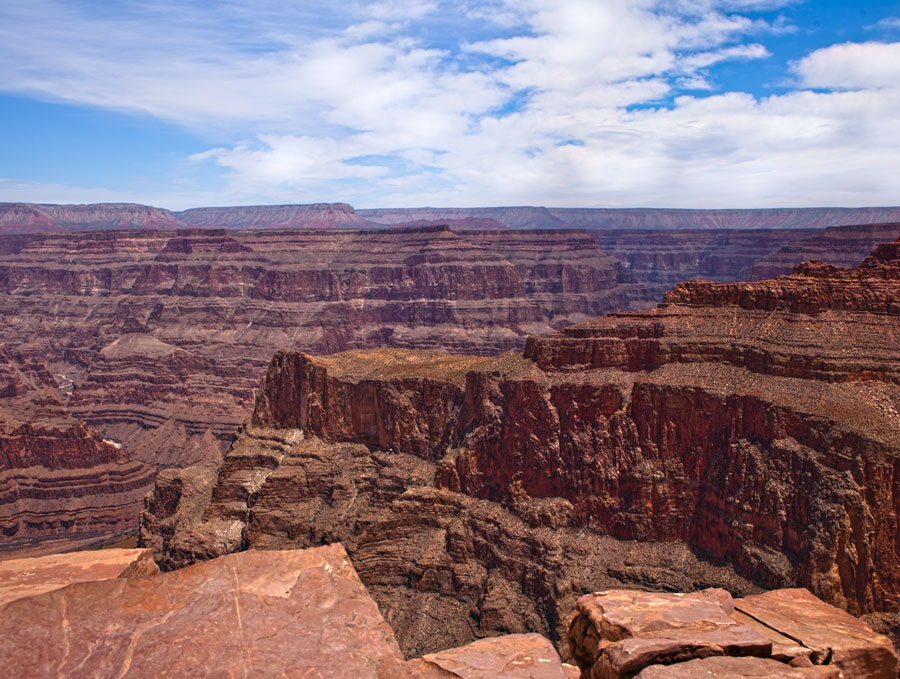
[[734, 589, 898, 679], [407, 633, 574, 678], [566, 588, 772, 678]]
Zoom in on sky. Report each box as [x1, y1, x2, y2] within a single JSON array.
[[1, 0, 899, 210]]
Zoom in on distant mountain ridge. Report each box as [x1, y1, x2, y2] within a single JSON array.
[[4, 201, 900, 233]]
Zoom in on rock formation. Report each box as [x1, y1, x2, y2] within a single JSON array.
[[0, 202, 183, 234], [567, 587, 897, 679], [359, 206, 900, 231], [592, 228, 818, 302], [0, 543, 578, 679], [142, 236, 900, 661], [751, 223, 900, 280], [177, 202, 375, 229], [0, 345, 156, 556], [0, 225, 636, 471], [5, 543, 884, 678], [6, 200, 900, 234]]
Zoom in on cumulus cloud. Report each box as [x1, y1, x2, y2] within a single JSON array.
[[793, 41, 900, 90], [0, 1, 899, 208]]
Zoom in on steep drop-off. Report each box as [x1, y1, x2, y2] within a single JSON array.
[[0, 345, 155, 556], [142, 237, 900, 659], [0, 226, 639, 469]]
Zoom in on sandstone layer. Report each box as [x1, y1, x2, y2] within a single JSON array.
[[0, 345, 156, 556], [0, 225, 637, 472], [144, 237, 900, 660]]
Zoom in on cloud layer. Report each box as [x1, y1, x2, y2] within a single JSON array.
[[1, 0, 899, 208]]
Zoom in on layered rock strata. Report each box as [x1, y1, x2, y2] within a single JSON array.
[[0, 202, 183, 234], [144, 238, 900, 660], [0, 345, 155, 556], [359, 206, 900, 231], [751, 223, 900, 280], [0, 225, 636, 469]]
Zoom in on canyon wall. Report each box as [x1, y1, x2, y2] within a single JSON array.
[[7, 200, 900, 233], [0, 225, 639, 470], [143, 237, 900, 658], [360, 206, 900, 230], [0, 345, 155, 556], [0, 202, 183, 234]]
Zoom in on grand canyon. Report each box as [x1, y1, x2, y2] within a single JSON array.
[[1, 201, 899, 678]]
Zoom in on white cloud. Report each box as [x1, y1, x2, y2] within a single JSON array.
[[1, 1, 899, 208], [793, 41, 900, 90]]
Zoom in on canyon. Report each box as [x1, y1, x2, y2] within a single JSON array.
[[0, 345, 155, 556], [0, 226, 640, 476], [141, 235, 900, 663], [2, 218, 900, 557]]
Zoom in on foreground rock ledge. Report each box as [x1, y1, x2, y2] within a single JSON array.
[[567, 588, 898, 679], [0, 544, 576, 679], [0, 547, 158, 607], [0, 544, 409, 678]]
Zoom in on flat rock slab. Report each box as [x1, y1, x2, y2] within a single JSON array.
[[0, 544, 408, 678], [568, 588, 771, 678], [408, 633, 572, 678], [0, 547, 159, 607], [634, 656, 840, 678], [734, 589, 898, 679]]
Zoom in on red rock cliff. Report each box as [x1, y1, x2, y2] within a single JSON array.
[[142, 238, 900, 659]]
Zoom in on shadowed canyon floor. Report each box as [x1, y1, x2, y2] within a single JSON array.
[[142, 237, 900, 662]]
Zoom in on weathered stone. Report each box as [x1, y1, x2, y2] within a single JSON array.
[[0, 547, 158, 607], [0, 544, 408, 678], [567, 589, 771, 678], [735, 589, 898, 679], [730, 610, 813, 665], [408, 633, 572, 678], [634, 656, 840, 678]]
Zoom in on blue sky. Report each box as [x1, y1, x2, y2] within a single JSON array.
[[1, 0, 899, 209]]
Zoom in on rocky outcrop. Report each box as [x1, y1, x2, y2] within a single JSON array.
[[567, 588, 897, 679], [0, 544, 577, 679], [0, 547, 158, 606], [143, 237, 900, 660], [0, 345, 156, 556], [409, 633, 577, 678], [0, 226, 636, 469], [0, 544, 411, 678], [177, 202, 374, 229], [0, 202, 183, 234]]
